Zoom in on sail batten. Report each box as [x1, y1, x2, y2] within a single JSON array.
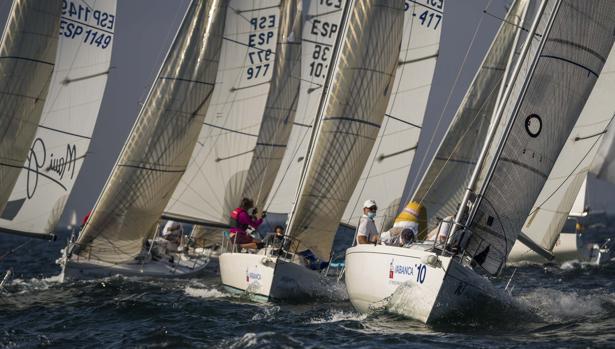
[[76, 0, 228, 263], [286, 0, 405, 261], [0, 0, 61, 214], [0, 0, 117, 238]]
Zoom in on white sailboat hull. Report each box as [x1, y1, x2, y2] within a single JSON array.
[[60, 250, 213, 282], [345, 244, 500, 323], [507, 233, 579, 264], [219, 252, 326, 301]]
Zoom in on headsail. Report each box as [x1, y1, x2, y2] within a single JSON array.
[[163, 0, 288, 226], [410, 0, 529, 236], [521, 45, 615, 252], [265, 0, 347, 215], [286, 0, 405, 261], [342, 0, 444, 228], [75, 0, 228, 263], [0, 0, 117, 240], [0, 0, 61, 213], [465, 0, 615, 274], [591, 102, 615, 184]]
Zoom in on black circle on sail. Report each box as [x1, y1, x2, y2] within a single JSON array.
[[525, 114, 542, 138]]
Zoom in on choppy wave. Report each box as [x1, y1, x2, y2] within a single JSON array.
[[309, 309, 367, 324]]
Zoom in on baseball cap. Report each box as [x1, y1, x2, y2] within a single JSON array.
[[363, 199, 377, 209]]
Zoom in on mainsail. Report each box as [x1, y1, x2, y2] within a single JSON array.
[[163, 0, 293, 226], [591, 101, 615, 185], [75, 0, 228, 263], [286, 0, 405, 261], [265, 0, 347, 215], [411, 0, 529, 236], [0, 0, 117, 240], [342, 0, 444, 227], [0, 0, 61, 213], [520, 44, 615, 254], [465, 0, 615, 274]]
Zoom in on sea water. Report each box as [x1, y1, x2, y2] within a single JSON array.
[[1, 231, 614, 348]]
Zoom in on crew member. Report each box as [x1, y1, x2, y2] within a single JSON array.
[[356, 200, 379, 245], [230, 198, 264, 250]]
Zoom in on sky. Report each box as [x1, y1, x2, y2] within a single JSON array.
[[0, 0, 612, 226]]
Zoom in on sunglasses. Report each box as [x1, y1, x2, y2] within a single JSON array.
[[367, 206, 378, 211]]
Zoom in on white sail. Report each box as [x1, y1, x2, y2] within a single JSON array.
[[163, 0, 284, 226], [591, 96, 615, 184], [411, 0, 528, 236], [465, 0, 615, 274], [521, 45, 615, 252], [286, 0, 405, 261], [0, 0, 117, 239], [75, 0, 228, 263], [0, 0, 60, 214], [265, 0, 347, 215], [342, 0, 444, 228]]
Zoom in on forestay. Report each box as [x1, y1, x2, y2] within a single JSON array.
[[265, 0, 347, 215], [286, 0, 405, 261], [163, 0, 284, 226], [521, 44, 615, 252], [411, 0, 528, 236], [0, 0, 60, 214], [466, 0, 615, 275], [342, 0, 444, 228], [0, 0, 117, 239], [76, 0, 227, 263]]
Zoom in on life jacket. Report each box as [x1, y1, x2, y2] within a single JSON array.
[[230, 207, 249, 231]]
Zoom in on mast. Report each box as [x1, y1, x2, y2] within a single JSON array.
[[452, 0, 549, 238]]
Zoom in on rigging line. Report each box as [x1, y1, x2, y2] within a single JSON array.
[[377, 145, 417, 162], [0, 240, 31, 262], [37, 125, 92, 140], [529, 113, 615, 215], [202, 122, 258, 137], [385, 113, 421, 128], [482, 9, 544, 38], [215, 148, 254, 162], [222, 36, 276, 54], [409, 0, 497, 201], [575, 130, 607, 141]]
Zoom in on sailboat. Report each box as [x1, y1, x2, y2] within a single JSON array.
[[163, 0, 299, 244], [0, 0, 117, 242], [60, 0, 228, 280], [508, 44, 615, 264], [0, 0, 60, 215], [219, 0, 405, 301], [345, 0, 615, 323]]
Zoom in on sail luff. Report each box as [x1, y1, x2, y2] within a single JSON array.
[[76, 0, 228, 263], [286, 0, 405, 261], [0, 0, 61, 213], [466, 0, 615, 274], [0, 0, 117, 238]]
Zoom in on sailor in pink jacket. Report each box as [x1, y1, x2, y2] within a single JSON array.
[[230, 198, 264, 249]]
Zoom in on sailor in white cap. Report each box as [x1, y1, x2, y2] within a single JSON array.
[[355, 199, 379, 245]]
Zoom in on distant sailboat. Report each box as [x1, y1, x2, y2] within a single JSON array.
[[0, 0, 61, 214], [0, 0, 117, 241], [345, 0, 615, 323], [60, 0, 228, 280], [508, 44, 615, 264], [219, 0, 405, 301]]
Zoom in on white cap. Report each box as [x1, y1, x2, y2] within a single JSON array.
[[363, 199, 377, 209]]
